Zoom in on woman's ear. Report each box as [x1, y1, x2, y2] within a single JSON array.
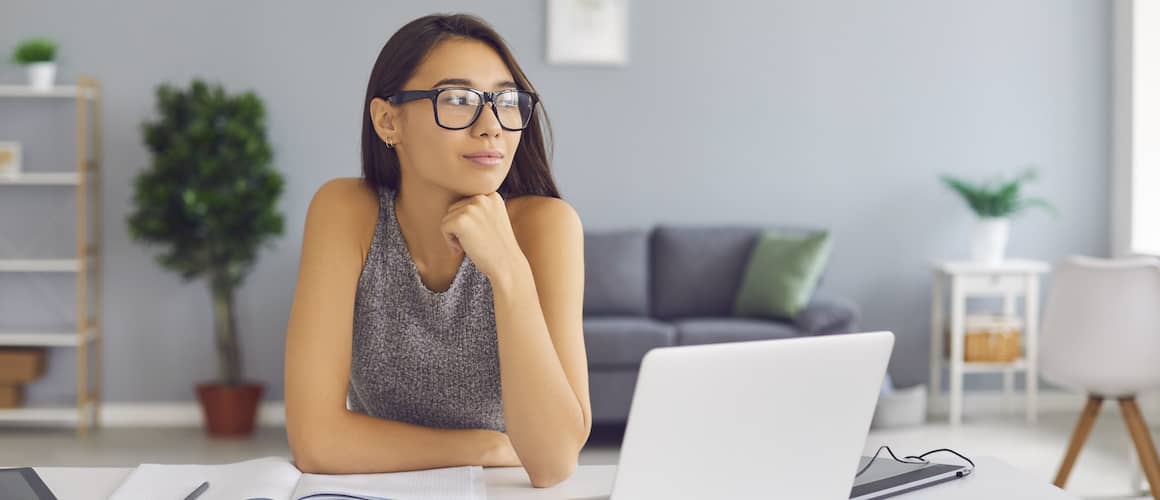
[[369, 97, 402, 147]]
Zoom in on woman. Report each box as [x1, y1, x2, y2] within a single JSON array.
[[284, 14, 590, 488]]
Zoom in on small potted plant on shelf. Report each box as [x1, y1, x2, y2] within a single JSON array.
[[128, 79, 285, 437], [10, 37, 58, 91], [941, 167, 1056, 265]]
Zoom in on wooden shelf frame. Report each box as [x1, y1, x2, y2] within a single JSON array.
[[0, 76, 103, 436]]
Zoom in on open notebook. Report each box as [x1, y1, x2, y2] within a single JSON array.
[[106, 457, 485, 500]]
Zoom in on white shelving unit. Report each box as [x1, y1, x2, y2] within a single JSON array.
[[0, 258, 91, 272], [0, 77, 103, 436], [0, 172, 83, 185], [0, 85, 98, 99]]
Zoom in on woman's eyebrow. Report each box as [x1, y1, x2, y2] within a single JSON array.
[[432, 77, 519, 89]]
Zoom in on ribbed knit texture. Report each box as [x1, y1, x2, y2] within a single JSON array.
[[349, 188, 504, 432]]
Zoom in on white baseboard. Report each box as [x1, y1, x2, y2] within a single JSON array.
[[0, 402, 285, 429], [99, 395, 1083, 428], [927, 390, 1160, 420], [98, 401, 287, 427], [11, 391, 1160, 428], [926, 390, 1084, 419]]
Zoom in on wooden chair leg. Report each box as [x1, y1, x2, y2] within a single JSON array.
[[1054, 395, 1103, 488], [1120, 398, 1160, 500]]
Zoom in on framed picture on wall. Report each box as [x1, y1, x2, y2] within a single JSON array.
[[0, 142, 20, 176], [546, 0, 629, 66]]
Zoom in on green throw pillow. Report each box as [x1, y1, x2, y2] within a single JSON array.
[[733, 229, 833, 319]]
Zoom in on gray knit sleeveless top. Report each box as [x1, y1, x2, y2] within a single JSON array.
[[349, 187, 504, 432]]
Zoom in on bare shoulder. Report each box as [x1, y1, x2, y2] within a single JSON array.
[[311, 177, 378, 212], [507, 195, 583, 241], [306, 177, 380, 253]]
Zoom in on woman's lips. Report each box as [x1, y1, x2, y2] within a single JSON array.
[[463, 152, 503, 167], [464, 156, 502, 166]]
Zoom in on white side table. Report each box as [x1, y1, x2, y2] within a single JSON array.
[[930, 259, 1051, 426]]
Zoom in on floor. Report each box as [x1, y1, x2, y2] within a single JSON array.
[[0, 410, 1155, 499]]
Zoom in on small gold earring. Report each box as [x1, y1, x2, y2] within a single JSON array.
[[386, 139, 395, 149]]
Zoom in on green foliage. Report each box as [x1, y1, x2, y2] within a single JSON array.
[[941, 168, 1057, 219], [129, 79, 284, 288], [10, 37, 57, 65], [128, 80, 284, 385]]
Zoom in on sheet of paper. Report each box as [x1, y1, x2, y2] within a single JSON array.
[[107, 456, 301, 500], [291, 465, 485, 500]]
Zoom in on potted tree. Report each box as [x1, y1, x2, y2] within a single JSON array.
[[941, 168, 1055, 265], [9, 37, 58, 91], [128, 79, 285, 437]]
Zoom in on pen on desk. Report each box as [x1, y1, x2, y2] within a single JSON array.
[[184, 480, 209, 500]]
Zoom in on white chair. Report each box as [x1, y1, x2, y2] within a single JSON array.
[[1041, 256, 1160, 498]]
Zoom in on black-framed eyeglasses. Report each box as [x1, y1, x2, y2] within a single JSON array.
[[385, 87, 539, 131]]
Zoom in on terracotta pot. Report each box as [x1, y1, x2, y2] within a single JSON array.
[[195, 382, 264, 437]]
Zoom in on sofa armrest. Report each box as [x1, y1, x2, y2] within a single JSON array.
[[794, 293, 860, 335]]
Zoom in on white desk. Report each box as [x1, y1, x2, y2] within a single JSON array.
[[33, 456, 1076, 499]]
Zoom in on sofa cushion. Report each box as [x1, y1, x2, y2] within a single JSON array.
[[794, 292, 860, 334], [651, 225, 826, 320], [584, 229, 650, 316], [650, 226, 759, 320], [674, 317, 800, 346], [583, 317, 677, 368], [589, 369, 639, 423], [733, 229, 833, 319]]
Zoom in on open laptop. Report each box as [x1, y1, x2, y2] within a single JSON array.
[[593, 331, 894, 500]]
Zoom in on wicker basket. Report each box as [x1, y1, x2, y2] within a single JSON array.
[[0, 348, 46, 383], [945, 314, 1023, 362], [0, 385, 23, 409]]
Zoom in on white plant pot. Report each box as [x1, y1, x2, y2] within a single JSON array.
[[971, 217, 1010, 265], [27, 62, 57, 92]]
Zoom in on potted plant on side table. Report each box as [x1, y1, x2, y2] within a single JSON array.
[[941, 168, 1056, 265], [128, 79, 285, 437]]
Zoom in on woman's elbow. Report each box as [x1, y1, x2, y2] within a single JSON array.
[[293, 452, 327, 474], [524, 427, 587, 487], [527, 456, 578, 488], [291, 439, 355, 474], [289, 432, 329, 473], [287, 416, 340, 473]]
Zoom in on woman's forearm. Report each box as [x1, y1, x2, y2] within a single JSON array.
[[289, 409, 504, 474], [490, 256, 587, 487]]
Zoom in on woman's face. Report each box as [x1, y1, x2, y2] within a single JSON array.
[[373, 38, 524, 197]]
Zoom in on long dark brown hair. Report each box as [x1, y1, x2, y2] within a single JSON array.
[[361, 14, 560, 199]]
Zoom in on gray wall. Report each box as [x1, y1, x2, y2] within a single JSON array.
[[0, 0, 1109, 403]]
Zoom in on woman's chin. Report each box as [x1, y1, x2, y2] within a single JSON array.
[[455, 170, 507, 193], [451, 182, 504, 198]]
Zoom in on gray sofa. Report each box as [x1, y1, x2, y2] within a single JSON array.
[[583, 225, 861, 424]]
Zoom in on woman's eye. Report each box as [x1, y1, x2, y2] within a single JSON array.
[[442, 93, 477, 106]]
